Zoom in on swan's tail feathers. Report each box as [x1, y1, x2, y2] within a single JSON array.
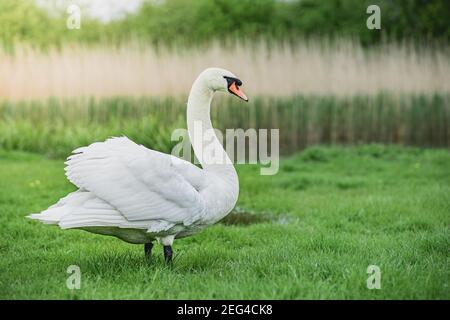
[[27, 190, 88, 225], [27, 189, 149, 230], [27, 211, 64, 224]]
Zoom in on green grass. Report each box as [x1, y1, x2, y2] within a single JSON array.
[[0, 144, 449, 299]]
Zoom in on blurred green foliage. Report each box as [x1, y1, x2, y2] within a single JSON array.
[[0, 0, 60, 49], [0, 0, 112, 51], [0, 0, 449, 50], [1, 94, 449, 158]]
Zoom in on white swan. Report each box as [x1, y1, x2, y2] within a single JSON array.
[[28, 68, 248, 262]]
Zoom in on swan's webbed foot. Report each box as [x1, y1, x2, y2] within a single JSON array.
[[144, 242, 153, 257], [163, 245, 173, 263]]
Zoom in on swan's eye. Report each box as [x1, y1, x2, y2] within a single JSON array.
[[223, 76, 242, 88]]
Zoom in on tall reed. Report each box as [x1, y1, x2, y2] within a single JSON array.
[[1, 94, 448, 158], [0, 41, 449, 100]]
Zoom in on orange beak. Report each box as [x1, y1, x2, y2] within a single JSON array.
[[228, 82, 248, 102]]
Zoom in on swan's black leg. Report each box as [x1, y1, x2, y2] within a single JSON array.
[[144, 242, 153, 257], [163, 245, 173, 263]]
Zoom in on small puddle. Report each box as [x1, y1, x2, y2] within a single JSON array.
[[220, 207, 287, 226]]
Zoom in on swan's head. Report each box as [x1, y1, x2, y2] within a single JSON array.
[[201, 67, 248, 102]]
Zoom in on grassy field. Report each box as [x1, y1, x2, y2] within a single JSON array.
[[0, 144, 448, 299]]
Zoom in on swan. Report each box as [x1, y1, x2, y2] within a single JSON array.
[[28, 67, 248, 262]]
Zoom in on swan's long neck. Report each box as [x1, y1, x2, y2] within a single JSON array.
[[187, 77, 238, 188]]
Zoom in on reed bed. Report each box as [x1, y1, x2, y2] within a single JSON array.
[[0, 41, 449, 100], [1, 94, 448, 158]]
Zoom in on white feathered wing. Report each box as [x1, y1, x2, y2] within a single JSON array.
[[29, 137, 207, 234]]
